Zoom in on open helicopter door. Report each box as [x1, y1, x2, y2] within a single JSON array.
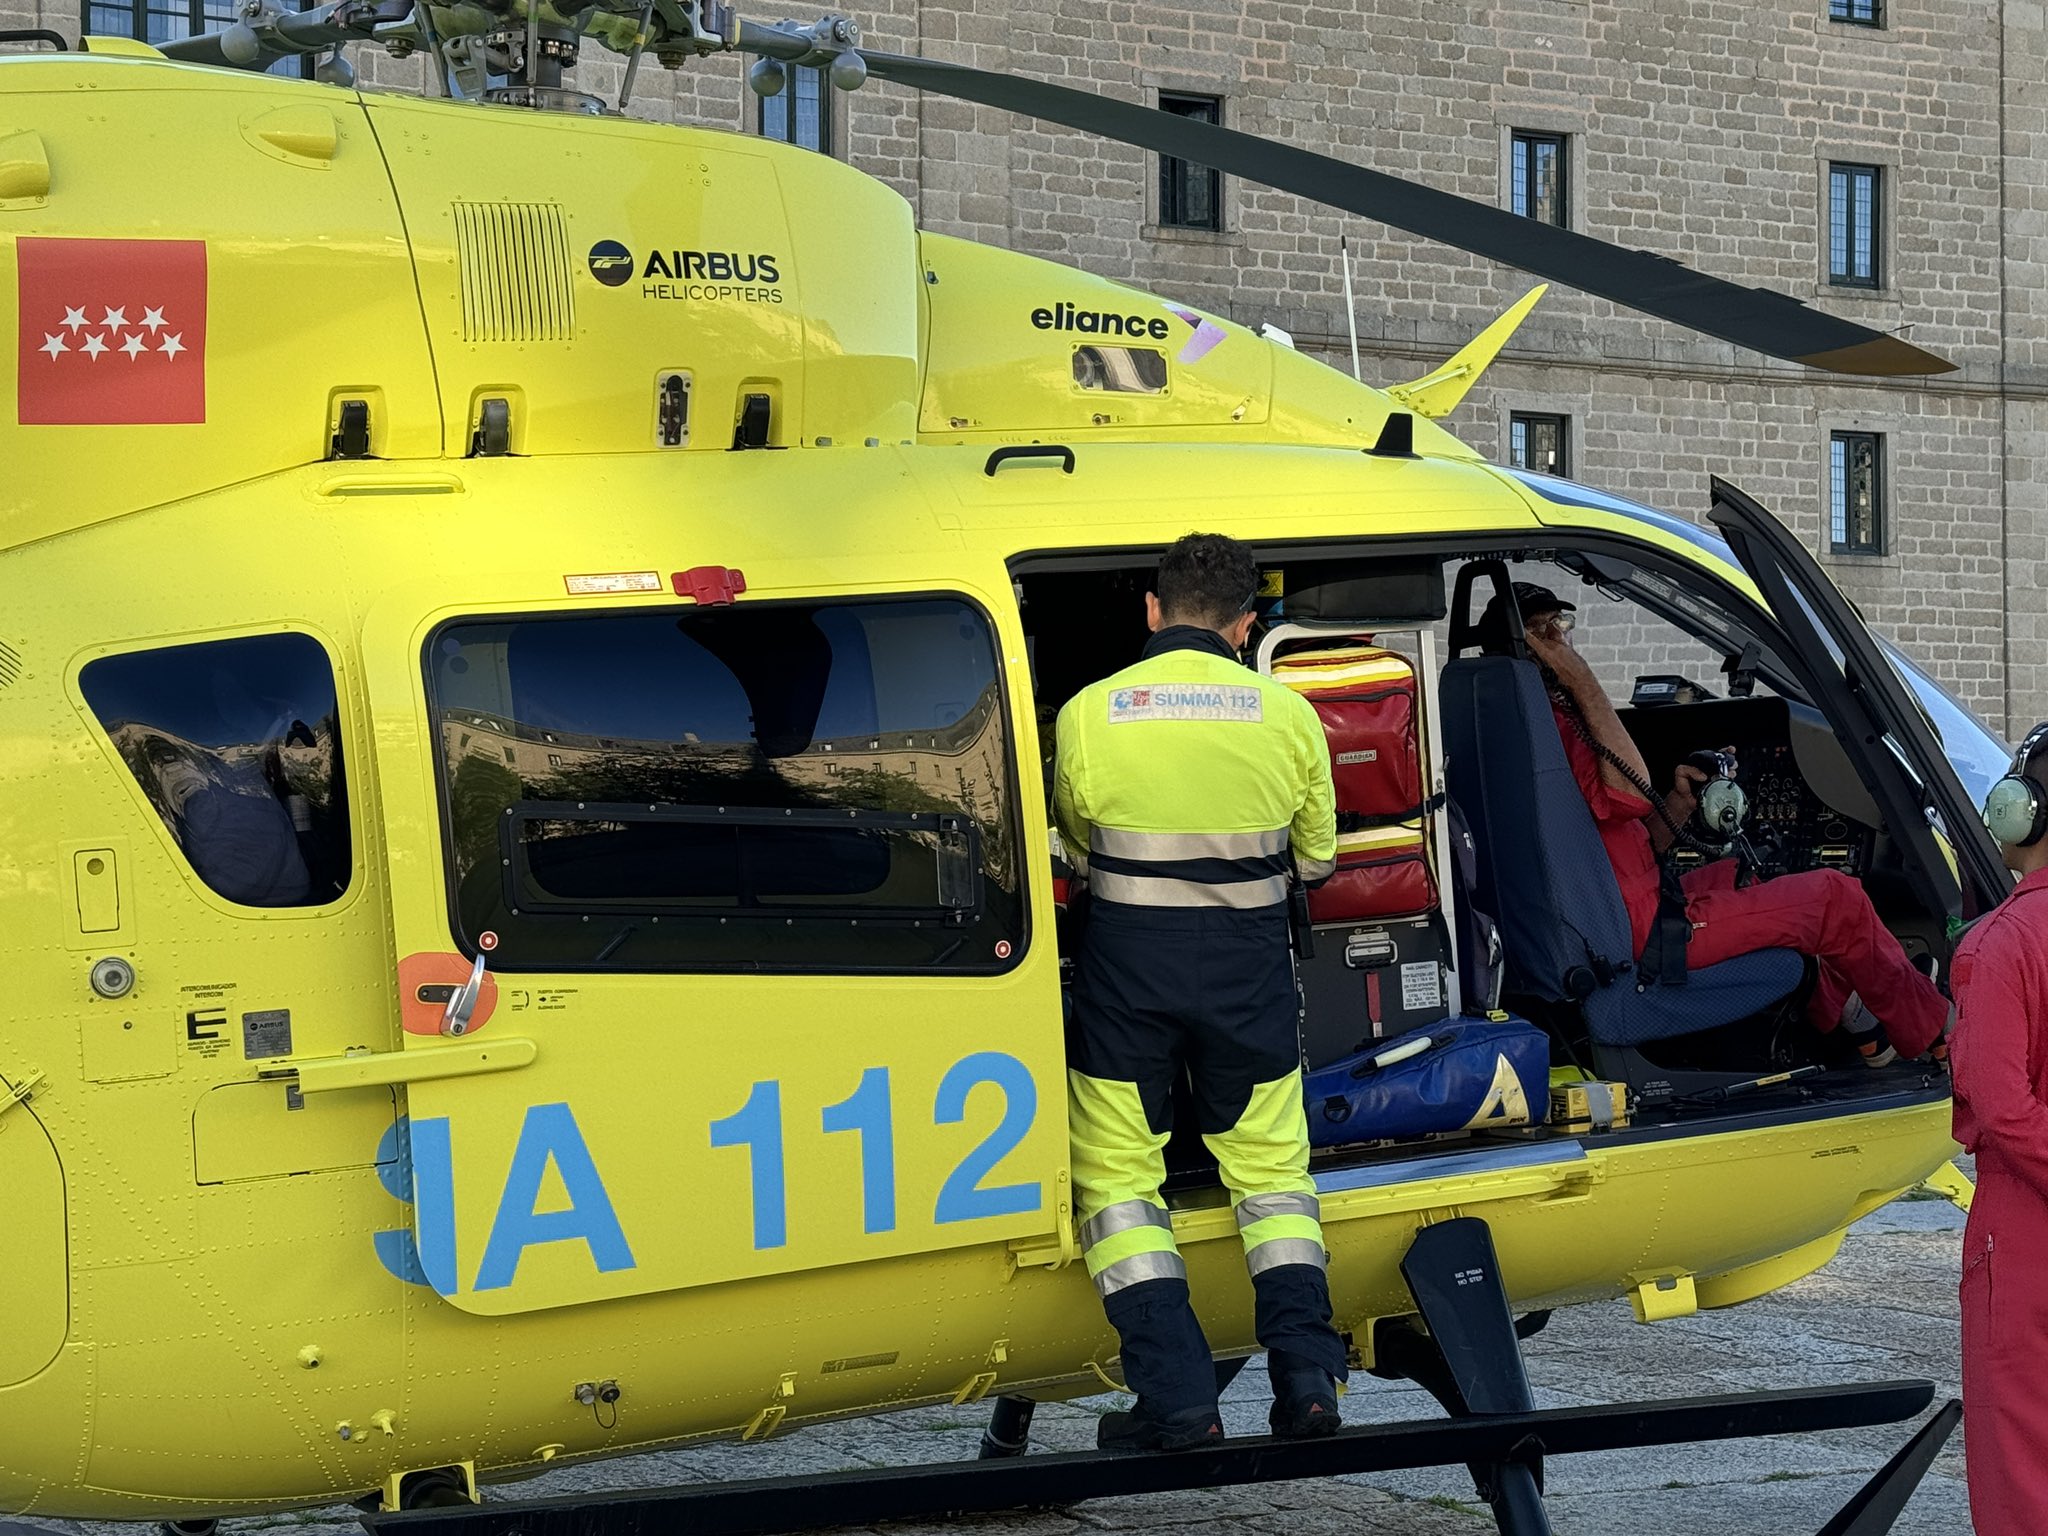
[[353, 570, 1066, 1318], [1706, 477, 2010, 920]]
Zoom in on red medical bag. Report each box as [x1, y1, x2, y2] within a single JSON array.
[[1272, 642, 1436, 922], [1312, 824, 1436, 922]]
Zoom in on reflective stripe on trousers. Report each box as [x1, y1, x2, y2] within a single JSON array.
[[1070, 1070, 1324, 1294], [1082, 1200, 1188, 1296], [1088, 826, 1292, 910], [1237, 1192, 1327, 1275]]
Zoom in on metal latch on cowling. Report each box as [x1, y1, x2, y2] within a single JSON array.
[[0, 1067, 45, 1125]]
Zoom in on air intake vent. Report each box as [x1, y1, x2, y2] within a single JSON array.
[[451, 202, 575, 343], [0, 640, 19, 691]]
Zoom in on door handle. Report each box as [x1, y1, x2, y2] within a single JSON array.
[[443, 952, 487, 1036]]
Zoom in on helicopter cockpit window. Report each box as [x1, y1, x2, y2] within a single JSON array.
[[428, 597, 1025, 974], [79, 633, 351, 909]]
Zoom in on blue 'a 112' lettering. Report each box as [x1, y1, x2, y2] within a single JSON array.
[[376, 1103, 635, 1296], [373, 1053, 1043, 1292]]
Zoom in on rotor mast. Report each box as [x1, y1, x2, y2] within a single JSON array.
[[151, 0, 864, 116]]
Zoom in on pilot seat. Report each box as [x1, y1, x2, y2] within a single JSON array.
[[1439, 562, 1807, 1104]]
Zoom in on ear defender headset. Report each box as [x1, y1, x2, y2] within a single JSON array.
[[1984, 722, 2048, 849]]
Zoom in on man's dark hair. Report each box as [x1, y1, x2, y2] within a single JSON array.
[[1156, 532, 1259, 630]]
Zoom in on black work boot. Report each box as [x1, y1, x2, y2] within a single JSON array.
[[1096, 1402, 1226, 1452], [1267, 1347, 1341, 1439], [1098, 1278, 1223, 1454], [1251, 1264, 1350, 1438]]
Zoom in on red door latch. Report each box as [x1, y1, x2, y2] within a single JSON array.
[[672, 565, 748, 605]]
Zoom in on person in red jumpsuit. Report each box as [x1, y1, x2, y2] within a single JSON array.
[[1479, 582, 1951, 1062], [1951, 725, 2048, 1536]]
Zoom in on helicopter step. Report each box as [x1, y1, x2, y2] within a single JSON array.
[[362, 1220, 1950, 1536]]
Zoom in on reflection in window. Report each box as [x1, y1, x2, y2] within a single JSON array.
[[1073, 346, 1168, 394], [80, 633, 351, 908], [1509, 412, 1570, 477], [1830, 430, 1885, 554], [1158, 93, 1223, 231], [1511, 131, 1568, 227], [759, 63, 832, 155], [86, 0, 313, 75], [429, 598, 1024, 973], [1828, 163, 1881, 287]]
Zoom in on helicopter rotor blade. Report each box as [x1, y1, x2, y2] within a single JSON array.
[[856, 49, 1953, 377], [155, 0, 409, 70]]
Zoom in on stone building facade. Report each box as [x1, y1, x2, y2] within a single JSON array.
[[7, 0, 2043, 738]]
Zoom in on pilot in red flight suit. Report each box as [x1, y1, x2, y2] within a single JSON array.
[[1951, 723, 2048, 1536], [1480, 583, 1952, 1062]]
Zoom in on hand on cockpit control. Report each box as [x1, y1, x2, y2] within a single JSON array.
[[1668, 763, 1708, 826], [1668, 746, 1736, 828]]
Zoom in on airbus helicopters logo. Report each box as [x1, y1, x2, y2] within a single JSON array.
[[15, 237, 206, 425], [588, 240, 785, 305], [587, 240, 635, 287]]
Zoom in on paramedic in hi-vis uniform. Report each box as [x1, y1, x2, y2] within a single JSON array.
[[1054, 532, 1347, 1452], [1952, 723, 2048, 1536]]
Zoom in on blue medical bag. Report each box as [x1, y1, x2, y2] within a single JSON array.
[[1304, 1015, 1551, 1148]]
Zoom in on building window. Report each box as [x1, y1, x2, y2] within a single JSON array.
[[428, 597, 1025, 974], [759, 64, 832, 154], [79, 632, 353, 908], [1158, 93, 1223, 232], [1830, 431, 1885, 555], [1828, 163, 1882, 287], [1509, 413, 1570, 478], [1829, 0, 1880, 24], [1510, 131, 1568, 228], [85, 0, 310, 73]]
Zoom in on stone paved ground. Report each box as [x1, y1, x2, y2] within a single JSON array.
[[18, 1195, 1971, 1536]]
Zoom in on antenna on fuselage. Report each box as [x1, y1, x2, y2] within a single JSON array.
[[1340, 234, 1362, 383]]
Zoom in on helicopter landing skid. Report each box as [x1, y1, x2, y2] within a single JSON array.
[[362, 1380, 1945, 1536], [364, 1219, 1954, 1536]]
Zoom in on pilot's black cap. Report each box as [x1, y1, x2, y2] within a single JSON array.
[[1477, 581, 1576, 653]]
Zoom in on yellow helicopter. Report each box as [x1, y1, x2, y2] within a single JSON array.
[[0, 3, 2008, 1532]]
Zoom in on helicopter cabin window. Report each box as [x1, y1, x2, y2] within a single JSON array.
[[1157, 93, 1223, 232], [1829, 430, 1886, 555], [759, 64, 833, 155], [1510, 131, 1568, 228], [427, 597, 1025, 974], [78, 633, 352, 909], [1509, 413, 1570, 478], [1827, 163, 1882, 287]]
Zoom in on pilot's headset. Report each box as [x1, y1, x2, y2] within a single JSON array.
[[1983, 722, 2048, 849]]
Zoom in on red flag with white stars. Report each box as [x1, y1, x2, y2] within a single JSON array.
[[16, 237, 207, 425]]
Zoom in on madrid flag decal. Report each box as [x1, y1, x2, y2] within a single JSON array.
[[16, 237, 207, 425]]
